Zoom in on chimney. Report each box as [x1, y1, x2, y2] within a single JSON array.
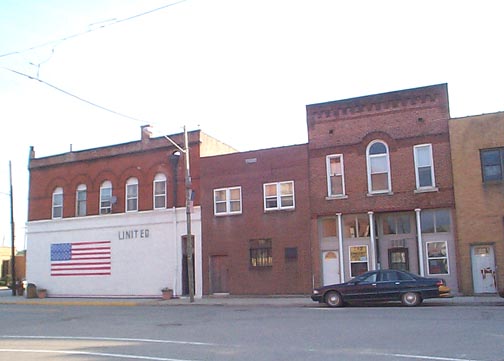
[[141, 125, 152, 142]]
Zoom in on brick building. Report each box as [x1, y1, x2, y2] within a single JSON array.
[[307, 84, 459, 292], [26, 127, 235, 297], [200, 145, 312, 295], [449, 112, 504, 294]]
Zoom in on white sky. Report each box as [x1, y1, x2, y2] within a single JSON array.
[[1, 0, 503, 250]]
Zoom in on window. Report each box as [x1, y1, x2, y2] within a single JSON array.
[[249, 239, 272, 267], [414, 144, 436, 189], [481, 148, 504, 182], [388, 248, 409, 271], [214, 187, 242, 215], [153, 174, 166, 209], [349, 245, 369, 277], [344, 214, 370, 238], [52, 187, 63, 219], [382, 214, 411, 235], [100, 181, 112, 215], [76, 184, 87, 217], [420, 209, 451, 233], [126, 178, 138, 212], [264, 181, 294, 211], [426, 241, 449, 275], [326, 154, 345, 197], [321, 218, 338, 238], [366, 141, 391, 194]]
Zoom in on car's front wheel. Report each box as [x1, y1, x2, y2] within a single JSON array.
[[401, 292, 422, 306], [325, 291, 343, 307]]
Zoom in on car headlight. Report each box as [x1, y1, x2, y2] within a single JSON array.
[[312, 289, 320, 295]]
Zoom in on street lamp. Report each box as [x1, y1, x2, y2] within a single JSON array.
[[164, 127, 194, 303]]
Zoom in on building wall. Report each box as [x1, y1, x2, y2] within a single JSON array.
[[200, 144, 312, 295], [307, 84, 458, 291], [449, 112, 504, 294]]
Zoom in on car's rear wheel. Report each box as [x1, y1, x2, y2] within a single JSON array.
[[401, 292, 422, 306], [325, 291, 343, 307]]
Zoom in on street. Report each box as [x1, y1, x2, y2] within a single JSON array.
[[0, 302, 503, 361]]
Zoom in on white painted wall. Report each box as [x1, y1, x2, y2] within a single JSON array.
[[26, 207, 202, 298]]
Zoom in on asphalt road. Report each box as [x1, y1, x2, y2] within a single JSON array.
[[0, 302, 503, 361]]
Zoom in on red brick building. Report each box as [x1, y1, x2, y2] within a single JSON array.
[[200, 145, 312, 295], [26, 127, 235, 297], [307, 84, 459, 292]]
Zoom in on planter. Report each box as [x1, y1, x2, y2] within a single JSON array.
[[161, 289, 173, 300], [37, 289, 47, 299]]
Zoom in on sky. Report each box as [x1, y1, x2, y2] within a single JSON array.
[[1, 0, 503, 250]]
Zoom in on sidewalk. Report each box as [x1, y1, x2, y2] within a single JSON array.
[[1, 288, 503, 307]]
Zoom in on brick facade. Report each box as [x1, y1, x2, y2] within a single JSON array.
[[449, 112, 504, 294]]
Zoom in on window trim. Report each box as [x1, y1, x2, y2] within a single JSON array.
[[349, 245, 369, 277], [75, 184, 87, 217], [100, 181, 112, 215], [426, 240, 450, 276], [326, 154, 346, 198], [366, 140, 392, 195], [52, 187, 63, 219], [126, 177, 139, 212], [263, 180, 295, 211], [153, 173, 167, 210], [213, 186, 242, 216], [414, 143, 437, 191]]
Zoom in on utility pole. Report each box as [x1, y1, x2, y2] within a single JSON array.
[[9, 161, 16, 296], [164, 127, 194, 303]]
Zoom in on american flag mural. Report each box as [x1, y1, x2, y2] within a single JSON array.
[[50, 241, 111, 276]]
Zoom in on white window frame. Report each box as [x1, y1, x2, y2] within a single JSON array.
[[263, 181, 295, 211], [52, 187, 63, 219], [153, 173, 167, 209], [326, 154, 346, 197], [426, 240, 450, 276], [414, 144, 436, 191], [126, 177, 139, 212], [366, 140, 392, 194], [100, 181, 112, 215], [76, 184, 87, 217], [214, 186, 242, 215]]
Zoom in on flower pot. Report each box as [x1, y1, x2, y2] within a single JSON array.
[[161, 289, 173, 300]]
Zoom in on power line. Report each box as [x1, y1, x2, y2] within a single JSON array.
[[0, 0, 188, 59], [3, 67, 149, 125]]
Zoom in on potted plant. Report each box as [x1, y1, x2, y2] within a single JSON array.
[[37, 288, 47, 299], [161, 287, 173, 300]]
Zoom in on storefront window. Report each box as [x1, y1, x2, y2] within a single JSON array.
[[344, 214, 370, 238], [426, 241, 449, 275], [349, 245, 369, 277], [383, 214, 411, 235], [321, 218, 337, 238]]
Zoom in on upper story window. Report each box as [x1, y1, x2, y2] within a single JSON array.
[[126, 177, 139, 212], [214, 186, 242, 215], [366, 140, 391, 194], [264, 181, 295, 211], [414, 144, 436, 190], [76, 184, 87, 217], [100, 181, 112, 215], [153, 173, 167, 209], [326, 154, 345, 197], [420, 209, 451, 233], [481, 147, 504, 182], [52, 187, 63, 219]]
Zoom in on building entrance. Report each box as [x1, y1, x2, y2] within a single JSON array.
[[471, 245, 497, 294]]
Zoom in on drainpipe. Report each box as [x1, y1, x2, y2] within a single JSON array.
[[415, 208, 425, 276]]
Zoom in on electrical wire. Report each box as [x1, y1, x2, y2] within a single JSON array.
[[0, 0, 188, 59], [3, 67, 149, 125]]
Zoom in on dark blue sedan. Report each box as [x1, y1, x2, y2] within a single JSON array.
[[311, 269, 451, 307]]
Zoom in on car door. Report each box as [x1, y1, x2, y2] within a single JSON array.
[[342, 271, 379, 301], [375, 270, 417, 300]]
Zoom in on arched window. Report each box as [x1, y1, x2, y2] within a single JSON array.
[[153, 173, 167, 209], [126, 177, 138, 212], [100, 181, 112, 215], [366, 140, 391, 194], [52, 187, 63, 219], [76, 184, 87, 217]]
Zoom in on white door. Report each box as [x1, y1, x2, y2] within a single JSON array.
[[323, 251, 340, 285], [471, 245, 497, 294]]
